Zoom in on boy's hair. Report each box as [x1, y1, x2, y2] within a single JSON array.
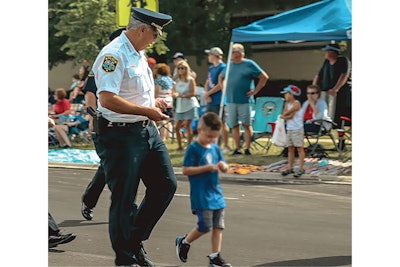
[[198, 112, 222, 131]]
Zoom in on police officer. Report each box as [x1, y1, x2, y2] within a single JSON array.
[[80, 28, 125, 221], [92, 8, 177, 267]]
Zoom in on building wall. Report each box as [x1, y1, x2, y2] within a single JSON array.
[[48, 61, 81, 92], [48, 48, 323, 92]]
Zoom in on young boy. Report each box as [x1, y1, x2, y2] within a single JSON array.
[[280, 85, 306, 178], [175, 112, 232, 267]]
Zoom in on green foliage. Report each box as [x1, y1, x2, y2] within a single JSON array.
[[159, 0, 237, 65]]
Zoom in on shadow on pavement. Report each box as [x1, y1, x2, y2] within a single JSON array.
[[254, 255, 351, 266], [58, 219, 108, 228]]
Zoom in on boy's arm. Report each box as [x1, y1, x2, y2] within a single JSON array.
[[182, 164, 219, 176]]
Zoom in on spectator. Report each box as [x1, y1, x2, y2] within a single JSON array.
[[154, 63, 175, 141], [172, 60, 199, 150], [147, 57, 157, 78], [312, 43, 351, 123], [49, 88, 71, 120], [68, 74, 80, 101], [53, 111, 90, 148], [280, 85, 305, 178], [70, 65, 90, 104], [219, 43, 269, 155], [301, 84, 331, 132], [203, 47, 231, 153], [172, 52, 197, 80]]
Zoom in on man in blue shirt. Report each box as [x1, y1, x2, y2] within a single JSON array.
[[219, 43, 269, 155]]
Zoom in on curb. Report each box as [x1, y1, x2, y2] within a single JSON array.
[[48, 163, 351, 185]]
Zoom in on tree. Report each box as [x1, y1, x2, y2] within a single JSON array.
[[160, 0, 238, 65], [50, 0, 116, 69]]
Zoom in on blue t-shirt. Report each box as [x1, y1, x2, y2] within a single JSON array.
[[183, 141, 227, 213], [207, 62, 226, 106], [222, 58, 263, 104]]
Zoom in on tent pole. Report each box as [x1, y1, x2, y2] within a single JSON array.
[[214, 41, 233, 146], [216, 41, 233, 146], [219, 40, 233, 119]]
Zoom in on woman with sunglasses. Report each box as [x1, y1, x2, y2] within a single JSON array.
[[301, 84, 330, 132], [172, 60, 199, 150]]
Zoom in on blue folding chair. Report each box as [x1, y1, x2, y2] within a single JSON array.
[[250, 96, 285, 153]]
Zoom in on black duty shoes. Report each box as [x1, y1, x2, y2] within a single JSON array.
[[81, 202, 93, 220], [208, 253, 232, 267], [49, 233, 76, 248], [175, 235, 190, 263], [137, 242, 154, 267]]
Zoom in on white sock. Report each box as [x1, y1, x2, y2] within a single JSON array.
[[209, 252, 219, 259], [182, 238, 190, 245]]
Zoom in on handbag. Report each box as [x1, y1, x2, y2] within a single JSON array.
[[271, 118, 287, 147]]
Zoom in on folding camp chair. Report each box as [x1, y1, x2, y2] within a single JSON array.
[[249, 96, 285, 153], [304, 118, 339, 158]]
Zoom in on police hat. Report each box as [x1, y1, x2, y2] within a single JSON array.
[[131, 7, 172, 36]]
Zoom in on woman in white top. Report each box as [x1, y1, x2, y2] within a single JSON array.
[[172, 60, 199, 151]]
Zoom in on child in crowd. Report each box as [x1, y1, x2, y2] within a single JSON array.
[[280, 85, 306, 178], [175, 112, 232, 267]]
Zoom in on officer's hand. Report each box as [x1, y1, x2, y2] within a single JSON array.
[[155, 98, 168, 110], [146, 107, 169, 121]]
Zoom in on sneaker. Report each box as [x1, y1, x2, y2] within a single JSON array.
[[244, 148, 251, 155], [175, 235, 190, 263], [208, 253, 232, 267], [232, 149, 242, 155], [281, 169, 294, 176], [221, 147, 231, 154], [81, 202, 93, 220], [136, 242, 154, 267], [49, 233, 76, 248], [293, 169, 305, 178]]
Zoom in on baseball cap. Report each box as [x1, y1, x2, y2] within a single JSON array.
[[322, 44, 341, 53], [173, 52, 185, 59], [280, 85, 301, 96], [204, 47, 223, 57]]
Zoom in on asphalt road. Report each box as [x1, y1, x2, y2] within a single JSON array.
[[48, 167, 351, 267]]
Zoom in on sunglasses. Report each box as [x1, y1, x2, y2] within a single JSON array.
[[307, 92, 318, 95], [177, 67, 186, 70]]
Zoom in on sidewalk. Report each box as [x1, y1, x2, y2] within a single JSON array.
[[48, 162, 352, 185]]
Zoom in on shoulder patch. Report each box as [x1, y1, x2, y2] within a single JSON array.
[[102, 56, 118, 73]]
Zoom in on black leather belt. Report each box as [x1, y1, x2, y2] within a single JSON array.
[[107, 120, 152, 128]]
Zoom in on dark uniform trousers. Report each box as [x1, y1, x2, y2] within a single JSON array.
[[97, 121, 177, 265], [81, 134, 106, 209], [48, 213, 60, 236]]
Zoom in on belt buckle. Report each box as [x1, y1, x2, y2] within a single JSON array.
[[117, 122, 126, 127]]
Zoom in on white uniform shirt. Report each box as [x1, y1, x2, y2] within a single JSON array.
[[93, 32, 155, 122]]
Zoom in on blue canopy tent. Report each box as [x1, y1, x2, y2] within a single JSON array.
[[220, 0, 352, 117]]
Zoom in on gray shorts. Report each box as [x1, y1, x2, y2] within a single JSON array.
[[196, 208, 225, 233], [175, 107, 198, 121], [227, 103, 251, 128], [286, 128, 304, 147]]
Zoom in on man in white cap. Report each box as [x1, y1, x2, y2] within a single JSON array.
[[91, 7, 176, 267]]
